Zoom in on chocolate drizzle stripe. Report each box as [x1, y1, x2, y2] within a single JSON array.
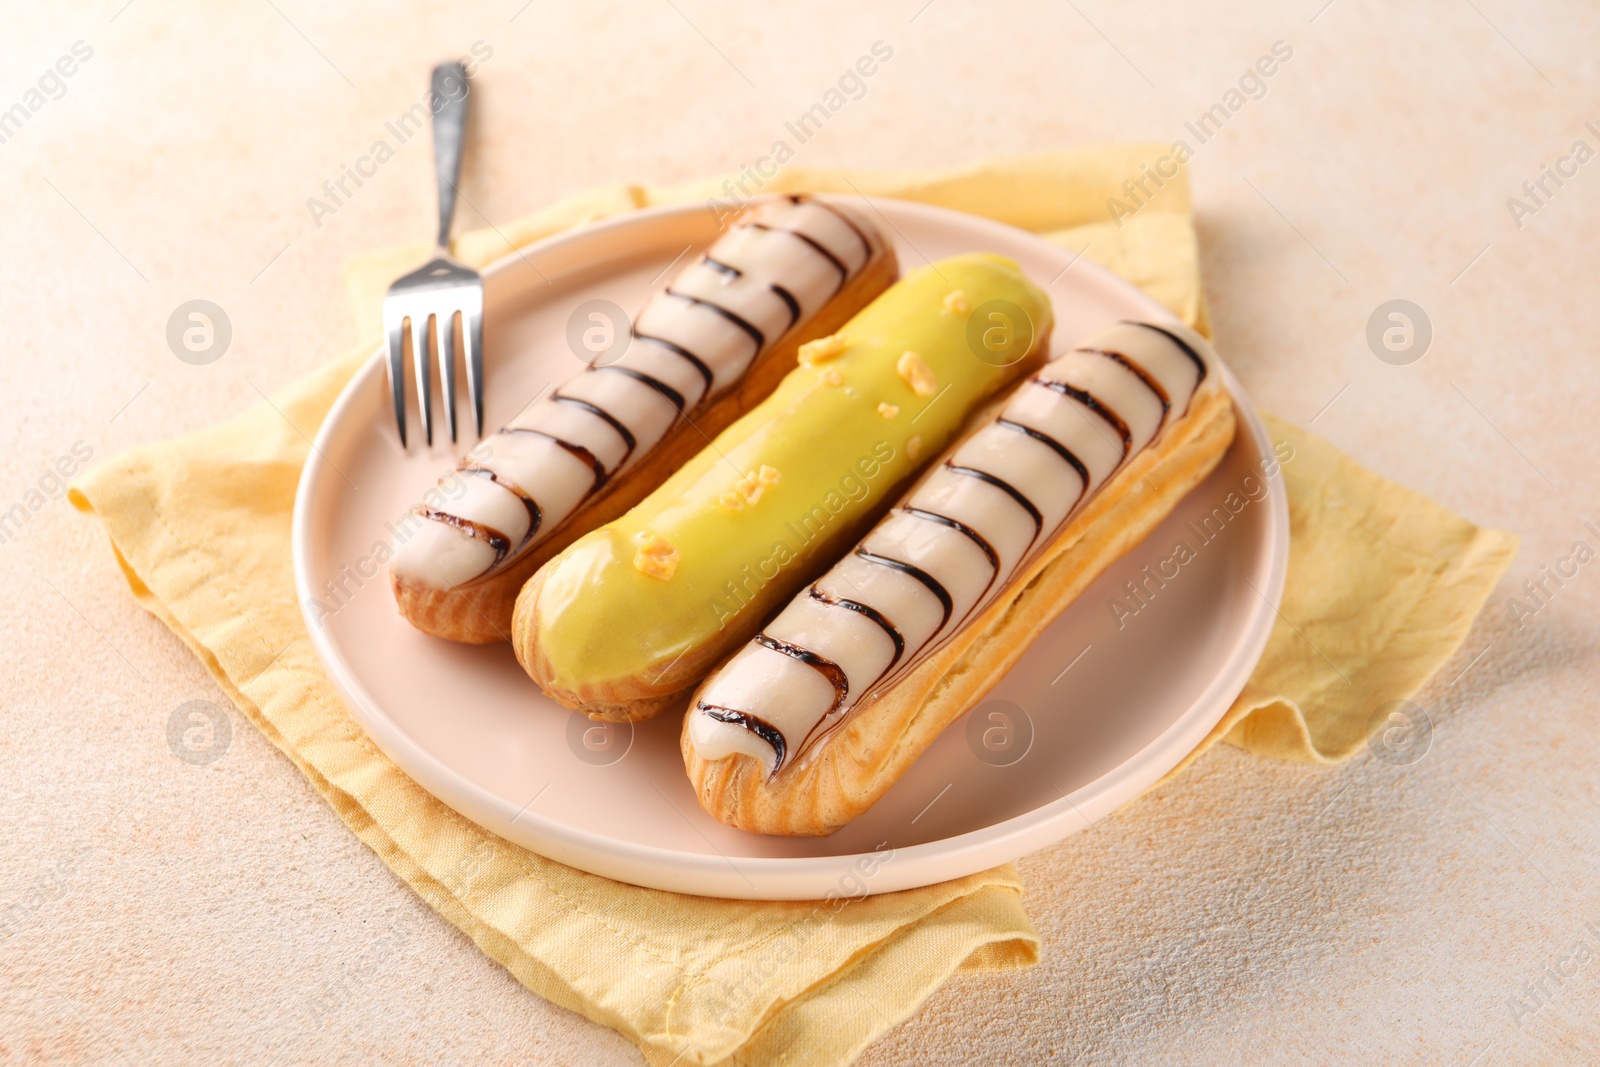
[[854, 548, 954, 633], [698, 703, 786, 774], [769, 283, 802, 331], [502, 427, 606, 492], [1029, 377, 1133, 458], [550, 394, 637, 468], [942, 463, 1044, 538], [801, 197, 873, 262], [810, 585, 905, 670], [753, 633, 850, 718], [700, 255, 742, 279], [413, 506, 511, 564], [1120, 320, 1208, 388], [666, 288, 766, 350], [996, 418, 1090, 496], [706, 249, 801, 333], [1081, 347, 1171, 431], [900, 507, 1000, 572], [744, 222, 848, 288], [458, 466, 543, 548], [630, 330, 715, 400], [592, 364, 686, 412]]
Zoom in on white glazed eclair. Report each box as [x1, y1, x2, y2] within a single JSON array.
[[390, 196, 897, 642], [682, 319, 1238, 836]]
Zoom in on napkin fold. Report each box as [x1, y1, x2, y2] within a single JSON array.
[[71, 145, 1515, 1066]]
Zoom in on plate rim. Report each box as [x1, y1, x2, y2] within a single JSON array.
[[292, 195, 1289, 899]]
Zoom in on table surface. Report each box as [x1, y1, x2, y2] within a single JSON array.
[[4, 2, 1597, 1064]]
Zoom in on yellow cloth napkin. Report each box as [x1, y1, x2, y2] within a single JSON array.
[[1203, 413, 1518, 766], [70, 145, 1515, 1067]]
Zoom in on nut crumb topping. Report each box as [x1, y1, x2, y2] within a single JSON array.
[[723, 464, 782, 509], [877, 402, 900, 419], [632, 529, 680, 581], [798, 334, 847, 365], [942, 290, 969, 314], [897, 350, 938, 397], [820, 367, 843, 386], [907, 435, 924, 461]]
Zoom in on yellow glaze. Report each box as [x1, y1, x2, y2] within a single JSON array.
[[530, 254, 1053, 692]]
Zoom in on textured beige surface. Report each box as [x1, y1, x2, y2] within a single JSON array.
[[3, 2, 1597, 1064]]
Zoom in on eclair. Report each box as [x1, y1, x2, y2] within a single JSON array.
[[389, 195, 897, 643], [682, 320, 1237, 836], [513, 254, 1056, 722]]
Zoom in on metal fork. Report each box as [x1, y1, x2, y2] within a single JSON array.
[[383, 61, 484, 447]]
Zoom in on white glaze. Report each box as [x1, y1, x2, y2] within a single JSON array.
[[391, 196, 878, 592], [691, 319, 1217, 775]]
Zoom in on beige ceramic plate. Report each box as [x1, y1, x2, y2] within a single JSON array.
[[292, 197, 1288, 900]]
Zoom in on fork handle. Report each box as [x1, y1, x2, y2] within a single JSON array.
[[430, 61, 470, 250]]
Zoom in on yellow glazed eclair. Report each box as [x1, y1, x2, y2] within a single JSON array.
[[389, 195, 897, 643], [513, 254, 1055, 721], [682, 320, 1237, 836]]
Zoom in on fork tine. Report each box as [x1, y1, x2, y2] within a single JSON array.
[[412, 313, 433, 446], [384, 306, 408, 448], [465, 306, 484, 438], [440, 309, 459, 443]]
